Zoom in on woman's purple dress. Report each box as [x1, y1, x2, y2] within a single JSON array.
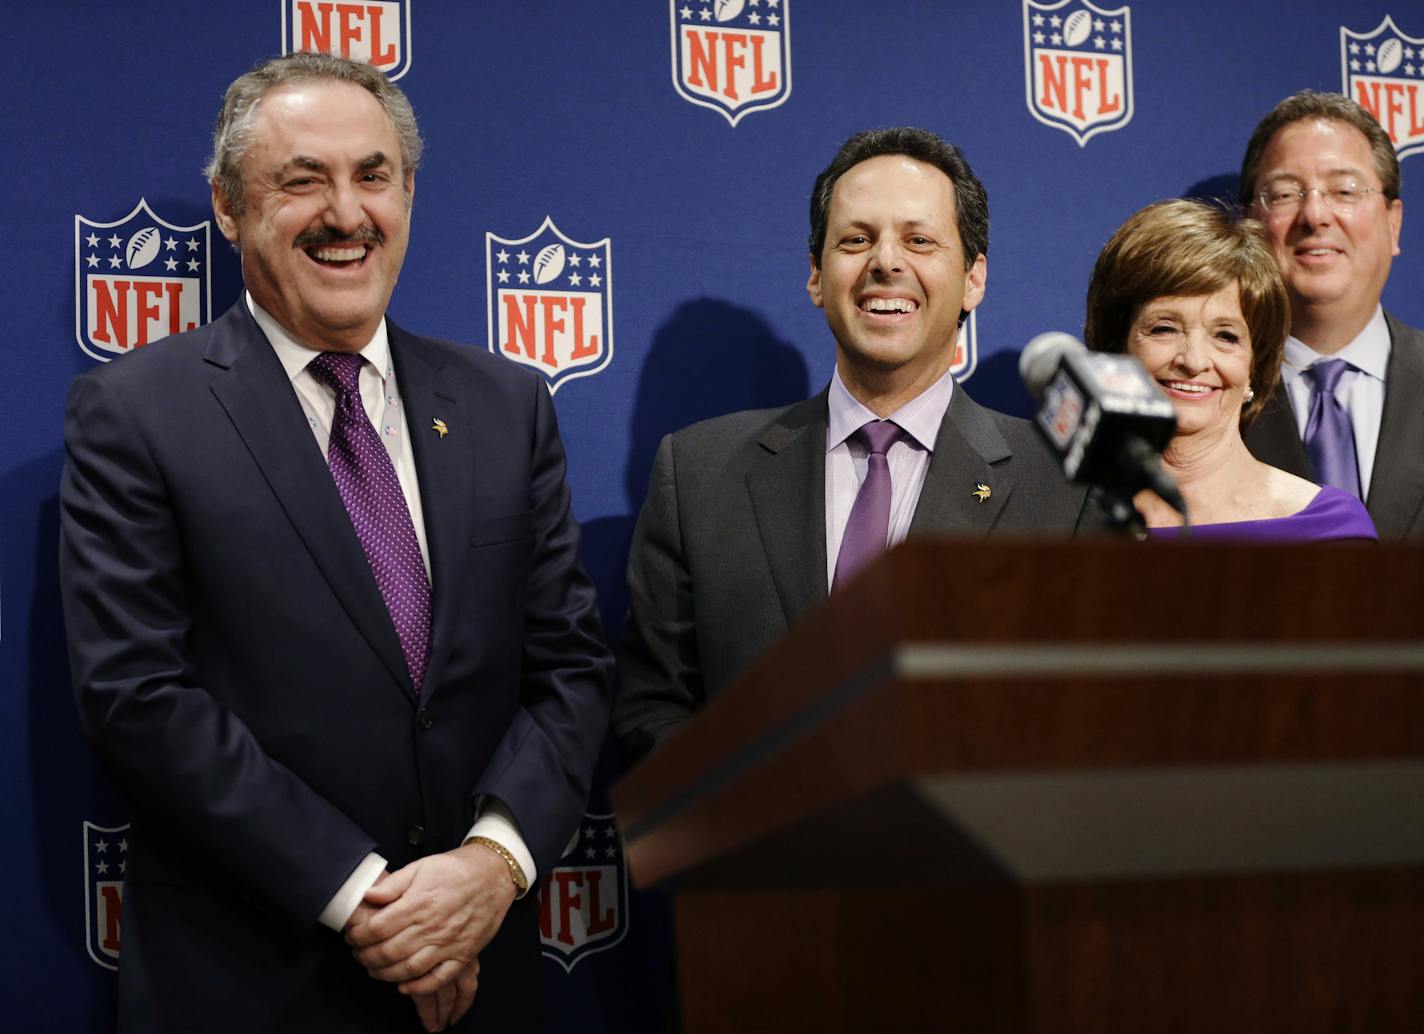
[[1148, 486, 1378, 542]]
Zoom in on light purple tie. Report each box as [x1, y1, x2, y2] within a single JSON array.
[[833, 420, 904, 592], [1303, 360, 1361, 500], [308, 352, 431, 692]]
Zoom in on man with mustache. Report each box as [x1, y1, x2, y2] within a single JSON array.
[[59, 52, 611, 1032], [1240, 91, 1422, 537]]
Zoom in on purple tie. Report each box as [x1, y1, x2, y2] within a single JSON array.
[[833, 420, 904, 591], [1302, 360, 1361, 499], [308, 352, 431, 692]]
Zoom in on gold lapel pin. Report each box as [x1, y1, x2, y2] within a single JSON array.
[[432, 417, 449, 438], [972, 483, 992, 503]]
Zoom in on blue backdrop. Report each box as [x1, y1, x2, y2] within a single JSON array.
[[6, 1, 1423, 1030]]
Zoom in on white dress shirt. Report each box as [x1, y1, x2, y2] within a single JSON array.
[[824, 365, 955, 589], [1279, 305, 1390, 499], [246, 295, 536, 929], [251, 294, 432, 574]]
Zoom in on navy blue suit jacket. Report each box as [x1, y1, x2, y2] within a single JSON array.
[[60, 302, 612, 1031]]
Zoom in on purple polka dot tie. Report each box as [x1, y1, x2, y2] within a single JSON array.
[[1303, 359, 1361, 500], [833, 420, 905, 592], [308, 352, 431, 692]]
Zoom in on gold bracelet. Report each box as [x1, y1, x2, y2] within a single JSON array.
[[470, 836, 529, 896]]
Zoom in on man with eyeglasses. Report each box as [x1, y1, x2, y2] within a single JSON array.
[[1239, 90, 1422, 538]]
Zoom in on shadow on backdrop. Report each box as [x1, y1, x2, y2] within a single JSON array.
[[1183, 173, 1242, 207], [965, 348, 1036, 419], [571, 298, 809, 1034], [579, 296, 810, 649], [626, 298, 812, 514], [16, 219, 258, 1030], [967, 172, 1247, 422], [10, 450, 122, 1031]]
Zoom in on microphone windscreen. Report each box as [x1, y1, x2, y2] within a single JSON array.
[[1019, 332, 1086, 399]]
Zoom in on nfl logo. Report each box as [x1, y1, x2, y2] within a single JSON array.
[[1023, 0, 1133, 146], [952, 312, 978, 383], [75, 200, 212, 363], [1039, 368, 1085, 453], [83, 820, 129, 971], [1341, 16, 1424, 162], [671, 0, 792, 126], [485, 217, 613, 394], [538, 814, 629, 972], [282, 0, 412, 80]]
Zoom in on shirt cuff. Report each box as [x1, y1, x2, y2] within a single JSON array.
[[466, 800, 537, 896], [317, 852, 388, 931]]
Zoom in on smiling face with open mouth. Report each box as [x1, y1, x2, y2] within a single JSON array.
[[213, 79, 412, 353], [807, 154, 986, 405], [1128, 285, 1253, 441], [1250, 117, 1402, 340]]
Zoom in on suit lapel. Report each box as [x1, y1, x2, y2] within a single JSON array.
[[205, 304, 414, 696], [1367, 315, 1424, 536], [389, 325, 473, 693], [910, 387, 1013, 535], [745, 394, 829, 625], [744, 386, 1012, 622], [1243, 385, 1311, 479]]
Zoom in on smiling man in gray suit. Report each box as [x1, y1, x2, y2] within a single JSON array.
[[613, 127, 1091, 762], [1240, 91, 1423, 538]]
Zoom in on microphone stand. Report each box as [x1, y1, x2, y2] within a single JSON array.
[[1089, 485, 1150, 539], [1090, 435, 1191, 540]]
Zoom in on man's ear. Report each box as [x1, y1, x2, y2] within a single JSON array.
[[211, 180, 239, 244], [961, 252, 987, 314], [806, 254, 823, 309]]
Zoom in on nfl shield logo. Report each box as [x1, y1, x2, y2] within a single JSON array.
[[538, 814, 629, 971], [952, 312, 978, 382], [671, 0, 792, 126], [486, 217, 613, 393], [83, 820, 129, 971], [282, 0, 413, 80], [1024, 0, 1133, 146], [1341, 16, 1424, 162], [75, 200, 212, 363]]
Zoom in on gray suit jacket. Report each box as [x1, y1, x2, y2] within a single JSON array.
[[613, 385, 1093, 761], [1244, 311, 1424, 539]]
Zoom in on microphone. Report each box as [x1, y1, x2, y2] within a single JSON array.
[[1019, 332, 1188, 524]]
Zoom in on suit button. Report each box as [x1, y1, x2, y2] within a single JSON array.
[[417, 706, 434, 730], [406, 825, 425, 847]]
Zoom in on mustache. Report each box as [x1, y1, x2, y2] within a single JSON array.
[[294, 226, 386, 248]]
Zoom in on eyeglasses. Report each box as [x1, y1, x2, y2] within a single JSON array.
[[1255, 180, 1387, 215]]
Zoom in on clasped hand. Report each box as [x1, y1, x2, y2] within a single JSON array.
[[344, 841, 517, 1031]]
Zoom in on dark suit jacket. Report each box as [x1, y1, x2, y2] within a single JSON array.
[[613, 384, 1093, 762], [1244, 311, 1424, 539], [59, 302, 612, 1032]]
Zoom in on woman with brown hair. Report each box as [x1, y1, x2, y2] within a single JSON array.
[[1085, 199, 1375, 540]]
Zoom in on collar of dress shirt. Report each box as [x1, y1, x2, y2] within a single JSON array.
[[826, 363, 956, 453], [1280, 305, 1390, 385], [245, 291, 393, 387]]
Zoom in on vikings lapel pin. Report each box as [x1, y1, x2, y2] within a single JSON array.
[[972, 483, 992, 503], [432, 418, 449, 438]]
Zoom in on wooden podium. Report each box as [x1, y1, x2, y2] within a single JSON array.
[[611, 539, 1424, 1033]]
